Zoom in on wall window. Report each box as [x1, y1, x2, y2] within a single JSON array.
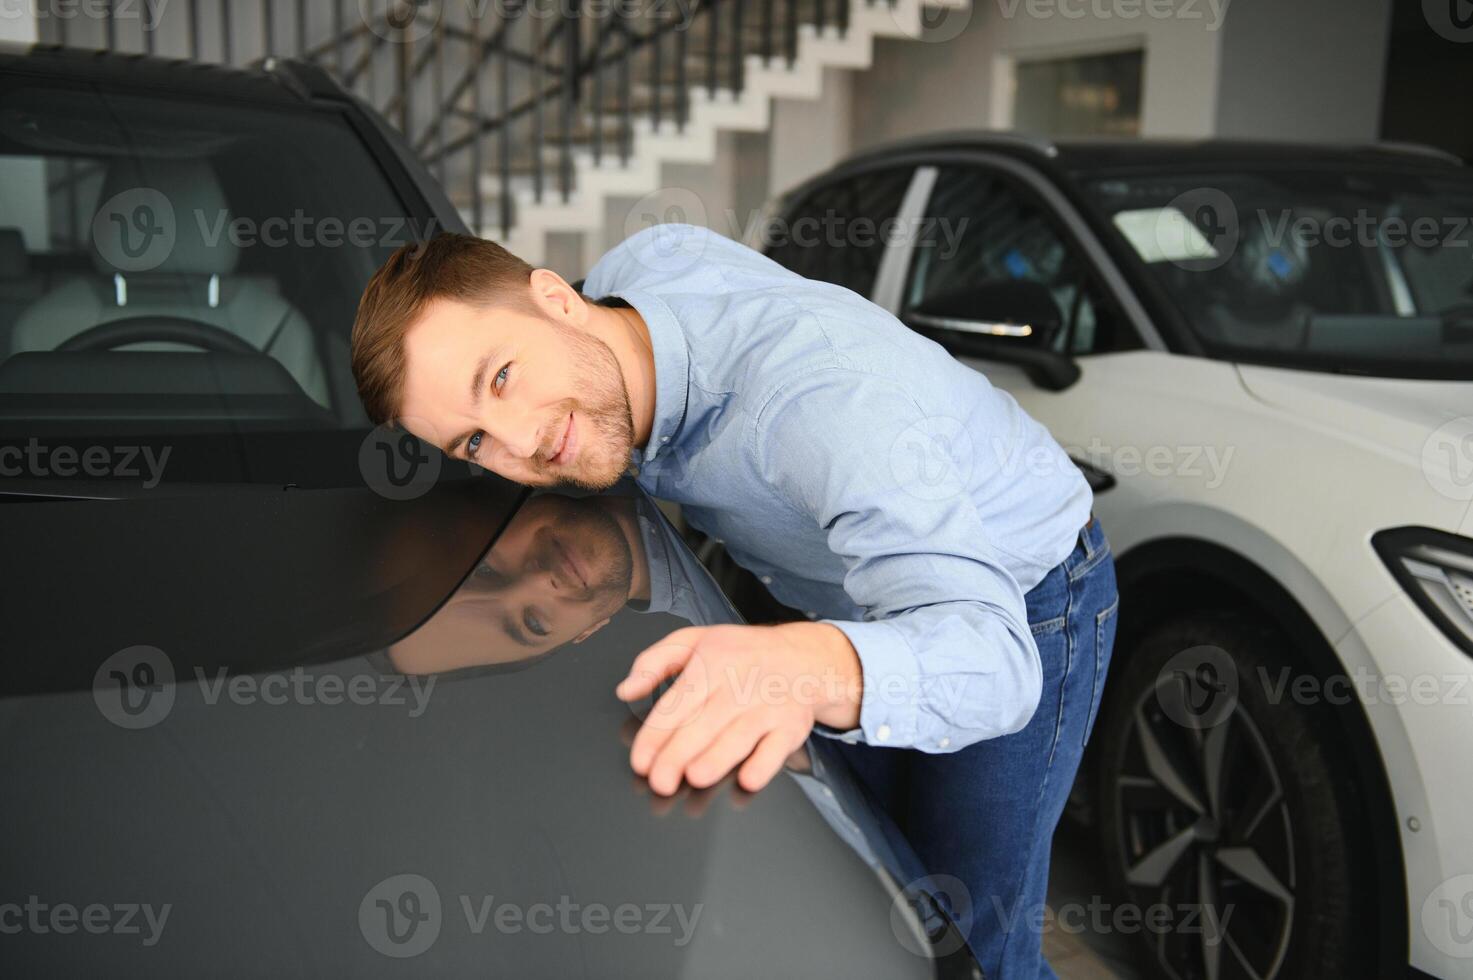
[[1013, 49, 1144, 137]]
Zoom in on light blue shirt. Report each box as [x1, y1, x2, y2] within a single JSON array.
[[583, 224, 1093, 753]]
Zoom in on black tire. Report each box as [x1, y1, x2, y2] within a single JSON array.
[[1093, 611, 1378, 980]]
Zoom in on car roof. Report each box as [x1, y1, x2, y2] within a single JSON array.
[[0, 41, 342, 104], [831, 129, 1466, 177]]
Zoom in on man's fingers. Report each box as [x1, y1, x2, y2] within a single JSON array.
[[684, 712, 770, 789], [738, 729, 803, 793], [644, 696, 739, 796], [628, 656, 715, 775], [616, 627, 704, 701]]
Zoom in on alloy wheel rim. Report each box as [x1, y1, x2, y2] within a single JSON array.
[[1110, 664, 1296, 980]]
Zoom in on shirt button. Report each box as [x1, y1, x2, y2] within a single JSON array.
[[660, 435, 669, 443], [938, 737, 951, 749], [760, 575, 772, 585], [875, 724, 891, 742], [805, 611, 817, 620]]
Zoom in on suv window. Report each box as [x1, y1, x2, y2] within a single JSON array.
[[1085, 168, 1473, 378], [765, 166, 914, 298], [0, 77, 440, 487], [906, 165, 1137, 355]]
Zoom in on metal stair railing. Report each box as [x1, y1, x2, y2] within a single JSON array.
[[40, 1, 900, 239]]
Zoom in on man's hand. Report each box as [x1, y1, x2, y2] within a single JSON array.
[[615, 622, 862, 795]]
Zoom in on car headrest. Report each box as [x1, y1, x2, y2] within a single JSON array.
[[0, 228, 28, 281], [90, 158, 240, 278]]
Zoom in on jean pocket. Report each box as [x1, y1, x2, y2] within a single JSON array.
[[1084, 596, 1120, 747]]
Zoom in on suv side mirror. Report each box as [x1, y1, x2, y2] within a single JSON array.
[[902, 281, 1081, 391]]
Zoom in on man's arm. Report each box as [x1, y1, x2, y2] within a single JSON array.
[[616, 365, 1058, 794], [753, 365, 1046, 752]]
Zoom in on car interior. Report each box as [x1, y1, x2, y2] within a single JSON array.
[[0, 81, 413, 442]]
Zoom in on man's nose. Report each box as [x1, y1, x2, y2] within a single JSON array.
[[485, 408, 543, 461]]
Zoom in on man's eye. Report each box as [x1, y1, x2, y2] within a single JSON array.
[[467, 431, 483, 457], [524, 608, 549, 637], [494, 364, 511, 391]]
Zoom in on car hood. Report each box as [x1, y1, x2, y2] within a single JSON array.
[[0, 482, 969, 978], [1236, 364, 1473, 524]]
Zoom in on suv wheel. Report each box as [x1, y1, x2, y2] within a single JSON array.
[[1094, 612, 1377, 979]]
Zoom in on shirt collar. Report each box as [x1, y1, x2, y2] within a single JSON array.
[[612, 287, 690, 466], [626, 494, 675, 615]]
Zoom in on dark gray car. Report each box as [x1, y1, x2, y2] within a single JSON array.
[[0, 46, 982, 978]]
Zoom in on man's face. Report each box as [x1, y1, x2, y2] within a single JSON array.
[[398, 295, 635, 489], [388, 494, 634, 673]]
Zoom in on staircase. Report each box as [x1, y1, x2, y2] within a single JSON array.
[[40, 0, 970, 268]]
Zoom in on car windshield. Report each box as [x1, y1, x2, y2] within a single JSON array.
[[1083, 165, 1473, 378], [0, 75, 441, 488]]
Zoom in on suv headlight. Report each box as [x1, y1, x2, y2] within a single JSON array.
[[1373, 527, 1473, 656]]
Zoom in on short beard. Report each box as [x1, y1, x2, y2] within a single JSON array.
[[536, 319, 635, 491]]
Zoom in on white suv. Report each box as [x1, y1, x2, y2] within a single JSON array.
[[743, 133, 1473, 980]]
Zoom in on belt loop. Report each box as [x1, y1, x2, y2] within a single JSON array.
[[1079, 515, 1098, 558]]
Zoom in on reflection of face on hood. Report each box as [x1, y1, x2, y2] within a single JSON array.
[[388, 493, 639, 675]]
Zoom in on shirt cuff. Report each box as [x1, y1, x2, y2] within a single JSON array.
[[820, 618, 951, 752]]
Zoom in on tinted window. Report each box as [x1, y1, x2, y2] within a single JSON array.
[[906, 166, 1137, 355], [1085, 168, 1473, 377], [766, 167, 913, 297], [0, 78, 441, 488]]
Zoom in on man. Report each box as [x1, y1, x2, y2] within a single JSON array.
[[350, 223, 1118, 977]]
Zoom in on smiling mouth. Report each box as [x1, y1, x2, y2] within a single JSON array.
[[548, 412, 577, 467], [552, 535, 590, 591]]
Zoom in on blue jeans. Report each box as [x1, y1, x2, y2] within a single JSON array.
[[837, 518, 1118, 979]]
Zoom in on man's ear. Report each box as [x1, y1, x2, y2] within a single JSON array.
[[572, 616, 613, 644], [529, 267, 587, 325]]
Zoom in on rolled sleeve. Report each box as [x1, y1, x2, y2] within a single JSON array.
[[755, 368, 1045, 752]]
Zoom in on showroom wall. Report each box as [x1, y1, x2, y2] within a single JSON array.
[[847, 0, 1227, 147], [1, 8, 37, 42], [1214, 0, 1391, 142]]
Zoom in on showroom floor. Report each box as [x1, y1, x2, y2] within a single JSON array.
[[1045, 823, 1142, 979]]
